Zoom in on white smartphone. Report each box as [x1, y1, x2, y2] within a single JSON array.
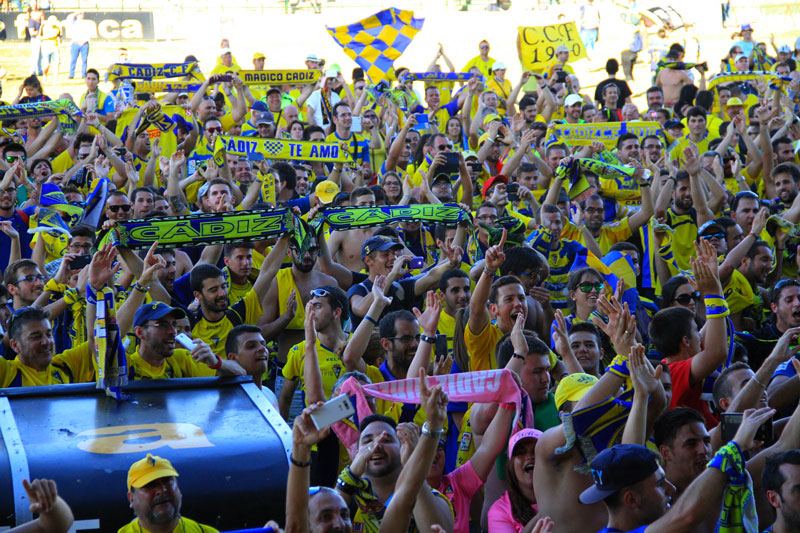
[[351, 116, 362, 133], [175, 333, 196, 351], [310, 394, 355, 430]]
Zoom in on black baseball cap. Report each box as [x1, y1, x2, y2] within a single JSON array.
[[579, 444, 660, 504]]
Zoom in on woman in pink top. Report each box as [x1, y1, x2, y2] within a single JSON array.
[[488, 428, 543, 533], [425, 403, 515, 533]]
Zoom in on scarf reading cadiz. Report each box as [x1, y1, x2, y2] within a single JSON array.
[[92, 284, 128, 400], [319, 203, 471, 230], [107, 62, 201, 81], [99, 208, 297, 250]]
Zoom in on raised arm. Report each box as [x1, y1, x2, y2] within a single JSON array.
[[11, 479, 74, 533], [469, 230, 506, 335], [622, 344, 664, 445], [342, 277, 392, 372], [285, 404, 330, 533], [302, 302, 326, 404], [407, 291, 441, 380], [252, 234, 290, 299]]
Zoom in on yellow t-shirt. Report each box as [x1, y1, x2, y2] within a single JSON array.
[[282, 338, 348, 405], [0, 342, 93, 387], [51, 150, 74, 174], [277, 268, 304, 331], [118, 517, 218, 533], [462, 56, 496, 79], [127, 348, 217, 380], [724, 269, 755, 317], [438, 308, 456, 354], [191, 288, 263, 359], [464, 320, 501, 371], [486, 77, 513, 115], [668, 134, 712, 164], [562, 217, 634, 256], [665, 207, 697, 271]]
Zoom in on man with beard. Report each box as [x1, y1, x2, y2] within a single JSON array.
[[221, 242, 258, 305], [772, 137, 796, 166], [261, 235, 338, 364], [437, 270, 470, 354], [558, 188, 652, 256], [337, 414, 453, 533], [326, 102, 369, 170], [280, 287, 349, 418], [641, 135, 664, 165], [105, 190, 133, 222], [294, 164, 311, 197], [4, 259, 45, 309], [186, 236, 288, 360], [727, 240, 773, 332], [763, 451, 800, 533], [120, 454, 219, 533], [660, 171, 697, 271], [131, 187, 156, 219], [770, 163, 800, 206], [0, 168, 33, 273]]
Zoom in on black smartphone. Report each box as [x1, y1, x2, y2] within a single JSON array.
[[507, 182, 520, 202], [441, 152, 460, 174], [435, 334, 448, 359], [113, 146, 127, 157], [556, 70, 568, 83], [720, 412, 774, 445], [70, 254, 92, 270]]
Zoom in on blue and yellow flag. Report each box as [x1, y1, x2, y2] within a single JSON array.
[[28, 207, 72, 237], [326, 8, 424, 83]]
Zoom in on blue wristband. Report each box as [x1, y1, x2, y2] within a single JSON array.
[[363, 315, 377, 326], [85, 283, 98, 305]]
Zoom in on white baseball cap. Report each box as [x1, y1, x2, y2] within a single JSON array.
[[565, 94, 583, 107]]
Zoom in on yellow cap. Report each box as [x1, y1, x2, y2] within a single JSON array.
[[253, 52, 266, 61], [554, 373, 598, 410], [315, 180, 340, 204], [127, 454, 179, 491], [483, 113, 503, 124], [725, 97, 744, 108]]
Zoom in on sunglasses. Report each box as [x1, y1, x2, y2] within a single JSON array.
[[0, 187, 18, 195], [7, 306, 37, 335], [578, 282, 604, 293], [5, 155, 26, 162], [108, 204, 132, 213], [70, 201, 86, 207], [206, 127, 223, 134], [310, 288, 330, 298], [700, 232, 725, 241], [673, 291, 701, 305]]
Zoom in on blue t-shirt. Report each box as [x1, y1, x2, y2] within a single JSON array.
[[0, 210, 33, 273]]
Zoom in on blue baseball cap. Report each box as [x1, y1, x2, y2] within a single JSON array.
[[133, 302, 187, 328], [250, 101, 269, 112], [579, 444, 660, 504], [361, 235, 402, 259]]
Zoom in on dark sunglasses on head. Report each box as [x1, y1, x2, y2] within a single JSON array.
[[108, 204, 131, 213], [673, 291, 701, 305], [578, 282, 604, 293], [700, 232, 725, 241]]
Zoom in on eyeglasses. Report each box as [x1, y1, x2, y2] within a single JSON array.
[[16, 274, 45, 284], [387, 334, 421, 344], [700, 232, 725, 241], [0, 186, 17, 196], [5, 155, 26, 163], [436, 144, 453, 151], [479, 45, 489, 50], [108, 204, 131, 213], [673, 291, 701, 305], [310, 288, 330, 298], [70, 201, 86, 207], [578, 282, 604, 293], [69, 242, 93, 252], [206, 127, 223, 134], [477, 214, 498, 221]]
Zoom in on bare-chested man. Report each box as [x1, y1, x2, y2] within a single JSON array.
[[656, 51, 707, 108], [260, 238, 338, 363], [326, 187, 377, 271]]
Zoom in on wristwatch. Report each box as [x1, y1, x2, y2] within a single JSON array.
[[420, 334, 436, 344]]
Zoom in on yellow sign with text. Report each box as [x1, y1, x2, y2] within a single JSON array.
[[77, 423, 214, 454], [517, 22, 588, 73], [240, 70, 321, 86]]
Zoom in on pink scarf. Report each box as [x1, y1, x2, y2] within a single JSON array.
[[334, 369, 533, 458]]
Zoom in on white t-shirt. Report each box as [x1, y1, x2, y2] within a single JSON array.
[[306, 90, 341, 128]]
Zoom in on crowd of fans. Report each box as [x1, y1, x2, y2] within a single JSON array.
[[4, 20, 800, 533]]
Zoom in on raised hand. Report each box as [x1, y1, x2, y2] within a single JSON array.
[[733, 406, 776, 451], [397, 421, 420, 465], [419, 367, 448, 431], [88, 243, 120, 290], [484, 229, 507, 271], [510, 313, 528, 358], [292, 402, 331, 448], [304, 301, 317, 345], [22, 478, 58, 514], [372, 274, 394, 304], [552, 309, 571, 359], [413, 290, 441, 336], [284, 289, 297, 318], [190, 339, 219, 367], [629, 343, 663, 397]]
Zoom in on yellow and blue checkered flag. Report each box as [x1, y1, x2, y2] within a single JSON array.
[[326, 8, 424, 83]]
